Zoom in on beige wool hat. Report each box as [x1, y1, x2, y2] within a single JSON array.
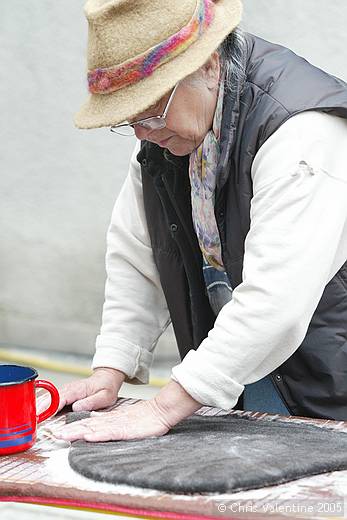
[[74, 0, 243, 129]]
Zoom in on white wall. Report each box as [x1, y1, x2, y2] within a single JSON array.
[[242, 0, 347, 80], [1, 1, 136, 354], [1, 0, 346, 356]]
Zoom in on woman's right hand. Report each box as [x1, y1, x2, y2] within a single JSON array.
[[38, 367, 126, 414]]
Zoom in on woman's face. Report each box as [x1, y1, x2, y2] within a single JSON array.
[[133, 52, 221, 156]]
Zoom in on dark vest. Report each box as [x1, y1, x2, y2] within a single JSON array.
[[137, 32, 347, 420]]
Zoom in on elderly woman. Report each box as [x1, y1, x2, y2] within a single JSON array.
[[52, 0, 347, 443]]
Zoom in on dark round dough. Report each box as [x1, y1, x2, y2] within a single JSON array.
[[67, 412, 347, 494]]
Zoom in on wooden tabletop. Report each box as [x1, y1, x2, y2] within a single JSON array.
[[0, 398, 346, 520]]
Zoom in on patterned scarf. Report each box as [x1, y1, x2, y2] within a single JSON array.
[[189, 77, 225, 270]]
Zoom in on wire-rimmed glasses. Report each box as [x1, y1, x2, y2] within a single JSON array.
[[110, 83, 179, 136]]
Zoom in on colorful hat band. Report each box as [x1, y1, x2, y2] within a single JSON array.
[[88, 0, 215, 95]]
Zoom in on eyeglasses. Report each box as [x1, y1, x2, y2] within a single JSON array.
[[110, 83, 179, 136]]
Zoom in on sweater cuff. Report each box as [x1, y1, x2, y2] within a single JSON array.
[[92, 335, 154, 384], [171, 349, 244, 411]]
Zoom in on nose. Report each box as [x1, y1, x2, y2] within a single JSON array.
[[134, 125, 152, 140]]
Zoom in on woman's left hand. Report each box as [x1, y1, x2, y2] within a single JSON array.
[[51, 380, 202, 442]]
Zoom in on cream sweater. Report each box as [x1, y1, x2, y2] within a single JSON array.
[[92, 111, 347, 410]]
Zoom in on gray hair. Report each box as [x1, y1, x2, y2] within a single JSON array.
[[217, 26, 247, 99], [181, 26, 247, 97]]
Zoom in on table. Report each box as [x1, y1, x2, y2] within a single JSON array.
[[1, 398, 347, 519]]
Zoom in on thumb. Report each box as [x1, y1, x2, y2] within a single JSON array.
[[72, 389, 117, 412]]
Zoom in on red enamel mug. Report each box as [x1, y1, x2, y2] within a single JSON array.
[[0, 364, 60, 455]]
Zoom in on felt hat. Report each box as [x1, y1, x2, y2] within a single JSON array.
[[74, 0, 243, 129]]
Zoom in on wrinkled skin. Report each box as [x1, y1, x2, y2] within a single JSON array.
[[133, 52, 220, 156], [37, 367, 125, 414], [51, 399, 171, 442], [44, 373, 201, 442]]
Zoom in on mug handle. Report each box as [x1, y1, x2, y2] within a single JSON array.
[[35, 380, 60, 424]]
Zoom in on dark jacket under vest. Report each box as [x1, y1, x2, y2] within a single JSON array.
[[137, 32, 347, 420]]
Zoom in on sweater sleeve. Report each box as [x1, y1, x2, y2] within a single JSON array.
[[92, 140, 171, 384], [171, 111, 347, 410]]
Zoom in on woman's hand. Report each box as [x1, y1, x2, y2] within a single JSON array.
[[50, 380, 202, 442], [37, 367, 126, 414]]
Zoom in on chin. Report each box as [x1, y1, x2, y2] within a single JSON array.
[[166, 142, 195, 157]]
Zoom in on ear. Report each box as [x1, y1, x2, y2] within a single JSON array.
[[201, 51, 220, 89]]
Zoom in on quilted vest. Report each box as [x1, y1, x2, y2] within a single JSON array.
[[138, 32, 347, 420]]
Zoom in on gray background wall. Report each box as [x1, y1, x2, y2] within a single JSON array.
[[1, 0, 347, 357]]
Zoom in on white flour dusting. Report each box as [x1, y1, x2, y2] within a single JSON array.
[[40, 443, 347, 505], [41, 446, 163, 497]]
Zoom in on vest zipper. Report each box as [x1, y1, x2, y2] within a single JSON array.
[[161, 173, 202, 273]]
